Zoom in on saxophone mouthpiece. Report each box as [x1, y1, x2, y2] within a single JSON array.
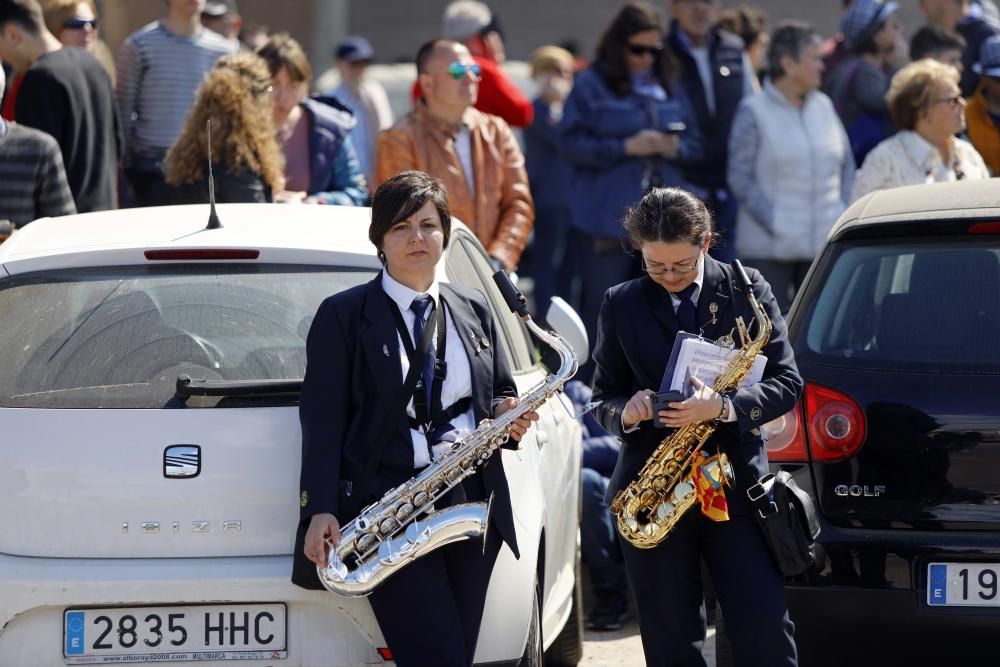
[[492, 270, 530, 319], [732, 260, 753, 295]]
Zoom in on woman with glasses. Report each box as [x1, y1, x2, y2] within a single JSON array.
[[851, 58, 989, 202], [41, 0, 115, 84], [163, 53, 283, 203], [728, 22, 854, 312], [560, 1, 702, 380], [590, 186, 802, 667], [256, 32, 368, 206]]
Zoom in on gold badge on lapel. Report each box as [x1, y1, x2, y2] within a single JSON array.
[[708, 302, 719, 326], [300, 490, 309, 508]]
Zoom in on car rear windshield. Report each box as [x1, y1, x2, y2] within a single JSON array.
[[798, 237, 1000, 373], [0, 265, 375, 408]]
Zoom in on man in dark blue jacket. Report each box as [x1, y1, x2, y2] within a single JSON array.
[[667, 0, 756, 263]]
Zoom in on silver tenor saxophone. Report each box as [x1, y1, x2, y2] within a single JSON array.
[[611, 260, 771, 549], [318, 271, 578, 597]]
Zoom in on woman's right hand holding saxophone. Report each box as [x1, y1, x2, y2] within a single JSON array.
[[622, 389, 656, 429], [304, 513, 342, 566]]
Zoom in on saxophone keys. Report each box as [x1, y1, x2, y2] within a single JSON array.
[[656, 501, 676, 521], [396, 503, 414, 519], [640, 489, 658, 506], [413, 491, 429, 507], [652, 475, 668, 491], [673, 481, 695, 502], [625, 517, 640, 534]]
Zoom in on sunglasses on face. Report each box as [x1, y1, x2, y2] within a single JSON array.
[[63, 17, 97, 30], [447, 62, 482, 80], [626, 43, 664, 57], [933, 94, 964, 108]]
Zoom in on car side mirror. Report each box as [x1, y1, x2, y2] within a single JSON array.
[[544, 297, 589, 367]]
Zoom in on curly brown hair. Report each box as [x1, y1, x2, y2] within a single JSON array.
[[163, 52, 284, 190]]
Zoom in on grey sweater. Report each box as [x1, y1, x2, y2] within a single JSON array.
[[0, 122, 76, 228]]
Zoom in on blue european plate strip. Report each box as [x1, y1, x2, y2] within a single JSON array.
[[65, 611, 85, 655], [928, 564, 948, 605]]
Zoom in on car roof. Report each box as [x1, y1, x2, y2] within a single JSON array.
[[0, 204, 384, 276], [831, 180, 1000, 240]]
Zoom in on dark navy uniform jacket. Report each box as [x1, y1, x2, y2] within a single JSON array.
[[292, 274, 520, 589], [591, 256, 802, 514]]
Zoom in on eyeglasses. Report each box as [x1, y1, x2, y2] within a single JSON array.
[[641, 254, 700, 276], [447, 62, 482, 80], [63, 17, 97, 30], [626, 43, 664, 57], [933, 94, 965, 108]]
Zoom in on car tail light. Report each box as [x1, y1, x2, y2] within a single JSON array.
[[144, 249, 260, 260], [763, 384, 866, 462], [969, 222, 1000, 234], [803, 383, 866, 461], [762, 403, 806, 462], [377, 647, 393, 661]]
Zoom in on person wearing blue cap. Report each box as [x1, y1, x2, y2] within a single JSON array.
[[965, 34, 1000, 173], [824, 0, 903, 165], [332, 35, 393, 188]]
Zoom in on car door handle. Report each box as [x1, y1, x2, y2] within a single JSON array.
[[535, 428, 549, 447]]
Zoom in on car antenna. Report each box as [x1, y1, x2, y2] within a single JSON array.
[[205, 119, 222, 230]]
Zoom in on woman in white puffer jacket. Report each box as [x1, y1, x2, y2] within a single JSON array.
[[728, 21, 855, 312]]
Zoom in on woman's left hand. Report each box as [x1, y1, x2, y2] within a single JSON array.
[[657, 376, 723, 428], [495, 396, 539, 441]]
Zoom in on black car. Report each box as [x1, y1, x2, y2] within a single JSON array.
[[719, 181, 1000, 666]]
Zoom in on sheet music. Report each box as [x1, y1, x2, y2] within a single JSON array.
[[660, 333, 766, 393]]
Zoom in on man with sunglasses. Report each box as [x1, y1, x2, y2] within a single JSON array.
[[377, 39, 533, 273], [409, 0, 532, 128], [667, 0, 758, 264], [0, 0, 119, 214]]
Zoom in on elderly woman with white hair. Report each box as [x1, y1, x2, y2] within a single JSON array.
[[850, 58, 990, 203], [728, 21, 854, 311]]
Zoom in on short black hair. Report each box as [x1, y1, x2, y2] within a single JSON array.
[[0, 0, 43, 34], [369, 171, 452, 261], [623, 187, 716, 250], [910, 25, 966, 62], [415, 38, 454, 73]]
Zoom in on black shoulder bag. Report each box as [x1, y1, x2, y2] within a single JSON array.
[[735, 456, 820, 577]]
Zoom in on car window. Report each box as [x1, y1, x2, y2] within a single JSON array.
[[0, 265, 375, 408], [799, 239, 1000, 373], [445, 234, 537, 372]]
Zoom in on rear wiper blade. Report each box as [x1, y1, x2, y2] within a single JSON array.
[[175, 374, 303, 399]]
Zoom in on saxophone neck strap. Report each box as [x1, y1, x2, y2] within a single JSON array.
[[384, 294, 448, 429]]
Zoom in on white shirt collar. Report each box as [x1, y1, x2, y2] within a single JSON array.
[[381, 269, 440, 316], [667, 253, 706, 308], [898, 130, 951, 171]]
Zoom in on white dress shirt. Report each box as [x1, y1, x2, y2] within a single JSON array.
[[382, 271, 475, 467]]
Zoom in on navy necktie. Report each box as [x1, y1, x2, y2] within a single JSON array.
[[410, 295, 435, 406], [675, 283, 698, 333]]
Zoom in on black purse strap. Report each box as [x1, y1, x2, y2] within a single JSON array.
[[731, 450, 777, 519], [346, 294, 443, 518]]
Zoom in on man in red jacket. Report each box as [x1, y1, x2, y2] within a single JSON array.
[[411, 1, 532, 128]]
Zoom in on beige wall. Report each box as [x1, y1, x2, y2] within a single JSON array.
[[98, 0, 928, 76]]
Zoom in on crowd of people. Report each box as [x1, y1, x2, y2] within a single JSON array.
[[2, 0, 1000, 664]]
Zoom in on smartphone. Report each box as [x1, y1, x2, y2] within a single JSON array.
[[650, 390, 687, 428], [664, 121, 687, 135]]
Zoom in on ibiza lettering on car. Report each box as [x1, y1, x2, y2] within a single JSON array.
[[121, 521, 241, 533]]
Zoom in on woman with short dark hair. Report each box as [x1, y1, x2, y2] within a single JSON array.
[[256, 32, 367, 206], [294, 170, 538, 667], [560, 0, 702, 378], [591, 186, 802, 666], [851, 58, 989, 201], [728, 21, 854, 311]]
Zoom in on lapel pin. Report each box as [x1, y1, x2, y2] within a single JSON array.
[[708, 302, 718, 325], [383, 344, 390, 357], [480, 337, 490, 349]]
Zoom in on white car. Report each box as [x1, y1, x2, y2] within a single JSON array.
[[0, 204, 586, 667]]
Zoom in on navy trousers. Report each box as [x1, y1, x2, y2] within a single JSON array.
[[580, 468, 626, 595], [620, 511, 797, 667], [367, 476, 502, 667]]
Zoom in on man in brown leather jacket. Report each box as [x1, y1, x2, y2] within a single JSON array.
[[376, 39, 534, 271]]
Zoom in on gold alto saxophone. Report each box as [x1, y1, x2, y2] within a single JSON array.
[[318, 271, 578, 596], [611, 260, 771, 549]]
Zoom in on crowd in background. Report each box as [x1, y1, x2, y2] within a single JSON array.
[[2, 0, 1000, 632]]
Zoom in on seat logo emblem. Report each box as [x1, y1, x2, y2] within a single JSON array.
[[164, 445, 201, 479]]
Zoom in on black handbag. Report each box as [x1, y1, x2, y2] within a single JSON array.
[[745, 470, 821, 577]]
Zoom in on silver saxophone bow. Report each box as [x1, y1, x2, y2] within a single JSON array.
[[317, 271, 579, 597]]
